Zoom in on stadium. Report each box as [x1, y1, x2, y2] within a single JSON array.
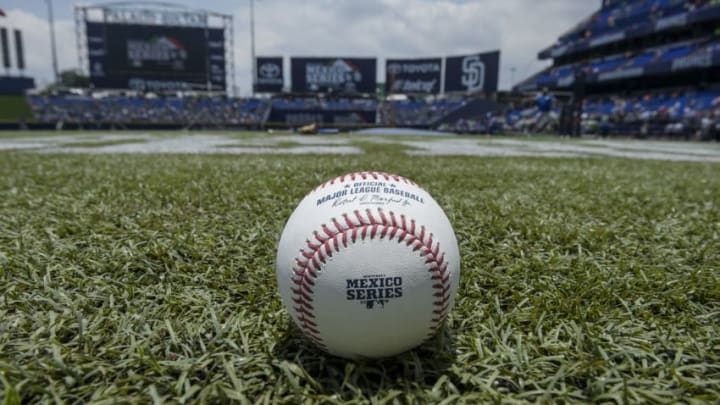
[[0, 1, 719, 403]]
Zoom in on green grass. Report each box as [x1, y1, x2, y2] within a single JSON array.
[[1, 145, 719, 403], [0, 96, 32, 121]]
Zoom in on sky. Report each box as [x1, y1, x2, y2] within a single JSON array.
[[0, 0, 595, 94]]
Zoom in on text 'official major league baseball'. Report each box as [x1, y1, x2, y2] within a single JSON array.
[[316, 181, 425, 207]]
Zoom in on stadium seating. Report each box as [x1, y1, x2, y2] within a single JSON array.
[[270, 97, 377, 112], [27, 95, 270, 125], [581, 89, 720, 137], [536, 0, 720, 65], [515, 0, 720, 139], [439, 89, 720, 138], [379, 99, 467, 126], [26, 89, 720, 138], [26, 93, 473, 128], [534, 37, 720, 87], [559, 0, 700, 45]]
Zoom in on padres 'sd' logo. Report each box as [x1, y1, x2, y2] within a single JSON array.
[[461, 55, 485, 92]]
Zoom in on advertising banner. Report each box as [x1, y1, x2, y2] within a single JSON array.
[[444, 50, 500, 93], [385, 58, 441, 94], [291, 57, 376, 93], [255, 57, 284, 92]]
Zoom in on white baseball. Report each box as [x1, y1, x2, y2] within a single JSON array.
[[276, 172, 460, 359]]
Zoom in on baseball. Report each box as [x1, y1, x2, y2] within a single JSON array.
[[276, 171, 460, 359]]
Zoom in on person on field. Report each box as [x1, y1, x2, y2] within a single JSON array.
[[534, 88, 555, 133]]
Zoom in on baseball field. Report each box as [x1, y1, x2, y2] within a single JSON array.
[[1, 132, 719, 403]]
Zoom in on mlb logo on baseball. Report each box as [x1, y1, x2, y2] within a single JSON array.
[[276, 172, 461, 359]]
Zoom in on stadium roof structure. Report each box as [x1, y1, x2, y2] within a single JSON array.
[[537, 3, 720, 61]]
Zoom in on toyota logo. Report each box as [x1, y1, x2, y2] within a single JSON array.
[[387, 63, 402, 75], [259, 63, 280, 78]]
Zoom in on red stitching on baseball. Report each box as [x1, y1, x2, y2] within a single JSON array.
[[290, 207, 452, 348], [315, 171, 418, 191]]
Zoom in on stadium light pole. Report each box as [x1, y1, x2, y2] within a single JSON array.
[[250, 0, 256, 95], [45, 0, 60, 84]]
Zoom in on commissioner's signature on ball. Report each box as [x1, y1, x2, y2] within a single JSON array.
[[332, 194, 412, 207], [361, 194, 411, 207]]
